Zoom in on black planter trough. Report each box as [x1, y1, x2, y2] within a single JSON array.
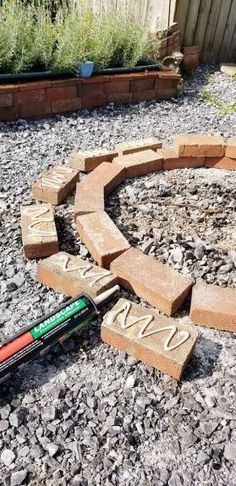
[[0, 63, 161, 84]]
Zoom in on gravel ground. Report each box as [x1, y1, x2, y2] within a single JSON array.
[[0, 65, 236, 486]]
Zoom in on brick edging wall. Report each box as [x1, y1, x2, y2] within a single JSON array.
[[0, 70, 181, 122]]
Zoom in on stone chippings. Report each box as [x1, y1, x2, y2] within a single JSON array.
[[0, 66, 236, 485]]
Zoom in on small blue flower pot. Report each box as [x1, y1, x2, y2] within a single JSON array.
[[77, 61, 94, 79]]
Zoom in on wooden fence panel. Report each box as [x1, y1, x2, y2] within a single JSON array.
[[175, 0, 236, 63]]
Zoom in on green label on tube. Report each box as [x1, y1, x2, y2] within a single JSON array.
[[31, 298, 87, 340]]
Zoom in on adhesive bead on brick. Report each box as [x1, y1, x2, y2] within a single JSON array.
[[21, 204, 58, 259], [68, 150, 118, 172], [113, 149, 163, 177], [101, 298, 198, 379], [157, 148, 205, 170], [205, 156, 236, 170], [37, 251, 118, 298], [175, 135, 225, 157], [225, 137, 236, 159], [115, 138, 162, 155], [190, 283, 236, 332], [110, 247, 193, 315], [76, 211, 130, 268], [32, 165, 80, 204]]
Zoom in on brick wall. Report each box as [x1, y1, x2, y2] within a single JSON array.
[[0, 71, 181, 122]]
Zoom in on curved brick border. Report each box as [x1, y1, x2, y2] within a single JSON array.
[[24, 135, 236, 333]]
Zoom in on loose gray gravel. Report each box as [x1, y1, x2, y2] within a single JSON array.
[[0, 65, 236, 486]]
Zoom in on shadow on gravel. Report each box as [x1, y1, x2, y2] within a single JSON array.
[[182, 336, 222, 381]]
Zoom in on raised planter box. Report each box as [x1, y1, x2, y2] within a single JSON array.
[[0, 70, 181, 122]]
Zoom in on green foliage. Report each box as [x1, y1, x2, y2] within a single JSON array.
[[200, 90, 236, 116], [0, 0, 161, 74]]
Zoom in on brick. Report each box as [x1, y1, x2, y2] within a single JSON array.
[[74, 162, 124, 217], [130, 78, 156, 92], [0, 93, 13, 108], [32, 165, 80, 204], [190, 283, 236, 332], [158, 148, 205, 170], [157, 72, 181, 80], [37, 251, 118, 298], [132, 89, 157, 102], [110, 248, 193, 316], [113, 149, 163, 177], [156, 78, 178, 89], [17, 89, 46, 105], [175, 135, 225, 157], [0, 84, 19, 93], [102, 298, 198, 379], [21, 204, 58, 259], [183, 46, 199, 55], [205, 156, 236, 170], [107, 92, 133, 104], [51, 98, 81, 114], [157, 88, 177, 99], [47, 86, 77, 101], [81, 94, 107, 109], [75, 183, 104, 216], [76, 211, 130, 269], [19, 80, 52, 91], [69, 150, 118, 172], [51, 78, 79, 88], [0, 106, 19, 122], [116, 138, 162, 156], [77, 162, 125, 196], [104, 81, 130, 94], [19, 101, 51, 119], [225, 138, 236, 159], [77, 83, 104, 97]]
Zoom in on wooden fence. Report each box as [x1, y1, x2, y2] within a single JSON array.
[[174, 0, 236, 63]]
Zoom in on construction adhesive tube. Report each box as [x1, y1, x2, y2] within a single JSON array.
[[0, 285, 119, 383]]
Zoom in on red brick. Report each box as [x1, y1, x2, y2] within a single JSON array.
[[32, 165, 80, 204], [19, 101, 51, 119], [77, 162, 125, 196], [156, 78, 178, 89], [130, 79, 156, 92], [69, 150, 118, 172], [21, 204, 58, 259], [175, 135, 225, 157], [225, 137, 236, 159], [0, 84, 19, 93], [0, 93, 13, 108], [113, 149, 163, 177], [75, 183, 104, 216], [0, 106, 19, 122], [157, 72, 181, 80], [77, 83, 104, 97], [183, 46, 199, 55], [37, 251, 118, 298], [74, 162, 124, 217], [51, 78, 79, 88], [51, 98, 81, 114], [80, 75, 111, 84], [116, 138, 162, 156], [102, 298, 198, 379], [108, 92, 133, 104], [17, 89, 46, 105], [132, 89, 157, 102], [110, 248, 193, 316], [205, 156, 236, 170], [18, 80, 52, 91], [76, 211, 130, 269], [158, 148, 205, 170], [157, 88, 177, 99], [104, 81, 130, 94], [190, 283, 236, 332], [47, 86, 77, 101], [81, 94, 107, 109]]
